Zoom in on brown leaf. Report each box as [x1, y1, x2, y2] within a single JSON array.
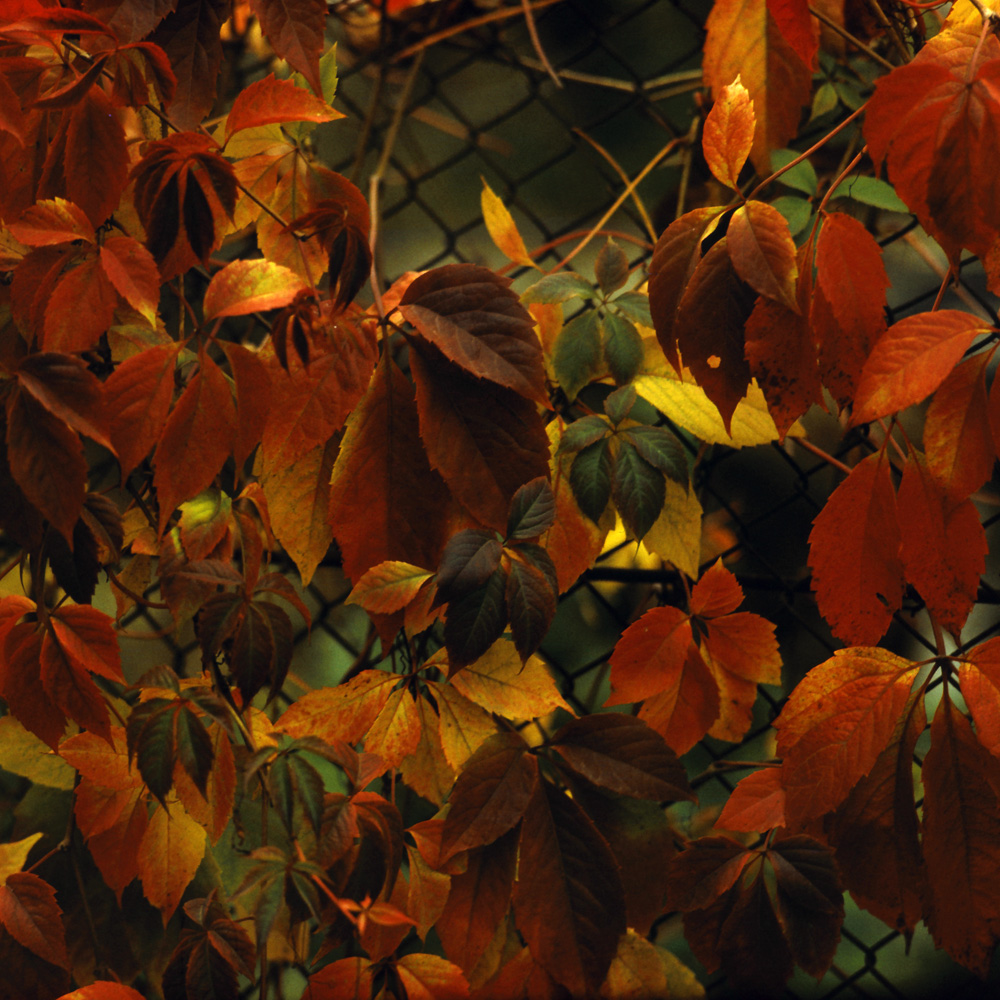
[[63, 89, 128, 227], [43, 255, 118, 353], [727, 200, 798, 311], [0, 873, 70, 970], [249, 0, 327, 99]]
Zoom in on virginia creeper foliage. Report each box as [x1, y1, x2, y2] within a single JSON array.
[[2, 0, 1000, 997]]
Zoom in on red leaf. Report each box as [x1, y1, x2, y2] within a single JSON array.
[[674, 239, 755, 432], [99, 235, 161, 327], [1, 624, 67, 749], [410, 347, 550, 533], [49, 606, 123, 684], [153, 350, 236, 533], [43, 256, 118, 353], [54, 982, 147, 999], [40, 623, 112, 743], [808, 452, 904, 645], [220, 341, 272, 470], [249, 0, 327, 99], [922, 697, 1000, 975], [767, 0, 818, 70], [8, 197, 94, 246], [225, 72, 342, 140], [5, 389, 86, 544], [327, 357, 452, 583], [513, 781, 625, 996], [717, 767, 786, 832], [702, 76, 756, 189], [812, 212, 889, 404], [0, 872, 70, 970], [689, 558, 743, 618], [606, 605, 693, 706], [727, 200, 798, 311], [637, 645, 720, 756], [897, 450, 986, 637], [925, 351, 995, 500], [400, 263, 547, 406], [960, 638, 1000, 758], [851, 310, 985, 425], [775, 647, 919, 824], [64, 89, 128, 227], [104, 343, 182, 480]]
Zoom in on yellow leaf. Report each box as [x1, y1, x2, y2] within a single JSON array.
[[445, 640, 571, 720], [641, 478, 703, 579], [601, 930, 705, 999], [428, 681, 499, 770], [481, 179, 536, 269], [0, 717, 74, 789], [138, 801, 207, 923], [0, 834, 44, 884], [398, 697, 455, 806]]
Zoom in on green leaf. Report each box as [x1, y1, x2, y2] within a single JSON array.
[[603, 313, 644, 387], [834, 175, 909, 213], [810, 82, 839, 121], [270, 750, 326, 835], [595, 238, 629, 296], [610, 291, 652, 327], [520, 272, 596, 305], [772, 149, 817, 197], [771, 195, 813, 237], [620, 425, 687, 485], [604, 384, 638, 426], [553, 310, 603, 401], [436, 529, 504, 604], [556, 414, 612, 454], [444, 567, 509, 669], [570, 439, 614, 523], [506, 558, 557, 662], [507, 477, 556, 542], [613, 441, 665, 541]]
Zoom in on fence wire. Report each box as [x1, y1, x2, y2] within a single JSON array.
[[107, 0, 1000, 995]]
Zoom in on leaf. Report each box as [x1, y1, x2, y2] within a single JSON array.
[[64, 89, 128, 227], [520, 271, 595, 305], [278, 670, 399, 746], [717, 767, 786, 832], [851, 310, 985, 425], [410, 347, 550, 533], [396, 954, 470, 1000], [602, 311, 643, 386], [594, 238, 629, 297], [702, 76, 756, 189], [569, 438, 613, 524], [481, 179, 535, 269], [897, 450, 986, 637], [400, 263, 546, 405], [961, 638, 1000, 757], [436, 530, 504, 604], [305, 957, 375, 999], [549, 714, 693, 802], [8, 197, 94, 245], [921, 697, 1000, 976], [674, 239, 756, 432], [225, 72, 341, 140], [925, 352, 994, 500], [506, 477, 556, 542], [0, 873, 70, 971], [808, 453, 904, 645], [864, 23, 1000, 257], [249, 0, 327, 98], [641, 477, 703, 580], [774, 647, 919, 824], [825, 693, 925, 933], [203, 258, 306, 318], [54, 983, 147, 1000], [619, 425, 686, 485], [429, 682, 498, 772], [447, 641, 571, 720], [647, 207, 723, 371], [513, 781, 626, 996], [600, 931, 705, 1000], [364, 688, 422, 769], [137, 802, 207, 922], [99, 235, 161, 327], [440, 730, 538, 861], [41, 255, 118, 353], [607, 605, 692, 705], [767, 0, 818, 70], [611, 439, 664, 542], [812, 212, 889, 404], [727, 200, 798, 310], [703, 0, 812, 172], [443, 567, 508, 670], [505, 556, 557, 663], [104, 344, 182, 479], [327, 357, 452, 583], [153, 349, 236, 533], [834, 174, 910, 212], [347, 561, 434, 615]]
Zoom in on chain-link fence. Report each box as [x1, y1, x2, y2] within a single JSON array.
[[118, 0, 1000, 995]]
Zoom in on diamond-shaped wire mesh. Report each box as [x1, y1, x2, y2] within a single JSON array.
[[91, 1, 1000, 995]]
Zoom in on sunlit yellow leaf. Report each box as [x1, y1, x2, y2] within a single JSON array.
[[481, 179, 537, 269]]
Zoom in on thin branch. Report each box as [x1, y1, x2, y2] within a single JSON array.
[[863, 0, 912, 64], [521, 0, 562, 88], [807, 5, 897, 70]]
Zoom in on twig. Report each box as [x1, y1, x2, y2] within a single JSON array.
[[864, 0, 912, 64], [521, 0, 562, 88], [807, 5, 897, 70], [794, 437, 854, 475]]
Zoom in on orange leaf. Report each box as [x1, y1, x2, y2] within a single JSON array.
[[812, 212, 888, 405], [55, 983, 147, 1000], [104, 343, 182, 480], [203, 258, 307, 319], [347, 561, 434, 615], [674, 239, 755, 433], [225, 72, 341, 140], [40, 623, 112, 744], [221, 341, 272, 470], [689, 558, 743, 618], [606, 605, 694, 706], [305, 956, 375, 999], [99, 235, 161, 327], [137, 801, 207, 922], [717, 767, 786, 832], [0, 872, 70, 970], [851, 310, 985, 426], [897, 450, 986, 637], [959, 637, 1000, 757], [8, 197, 94, 246], [396, 953, 470, 1000], [925, 351, 995, 500], [775, 647, 918, 824], [637, 645, 720, 755], [43, 256, 118, 353], [703, 0, 812, 172], [327, 357, 452, 582], [153, 350, 236, 534], [364, 687, 422, 768], [703, 76, 756, 189], [921, 697, 1000, 975], [808, 453, 904, 645], [727, 200, 797, 311]]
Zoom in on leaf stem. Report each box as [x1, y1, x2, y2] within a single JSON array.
[[794, 437, 854, 475]]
